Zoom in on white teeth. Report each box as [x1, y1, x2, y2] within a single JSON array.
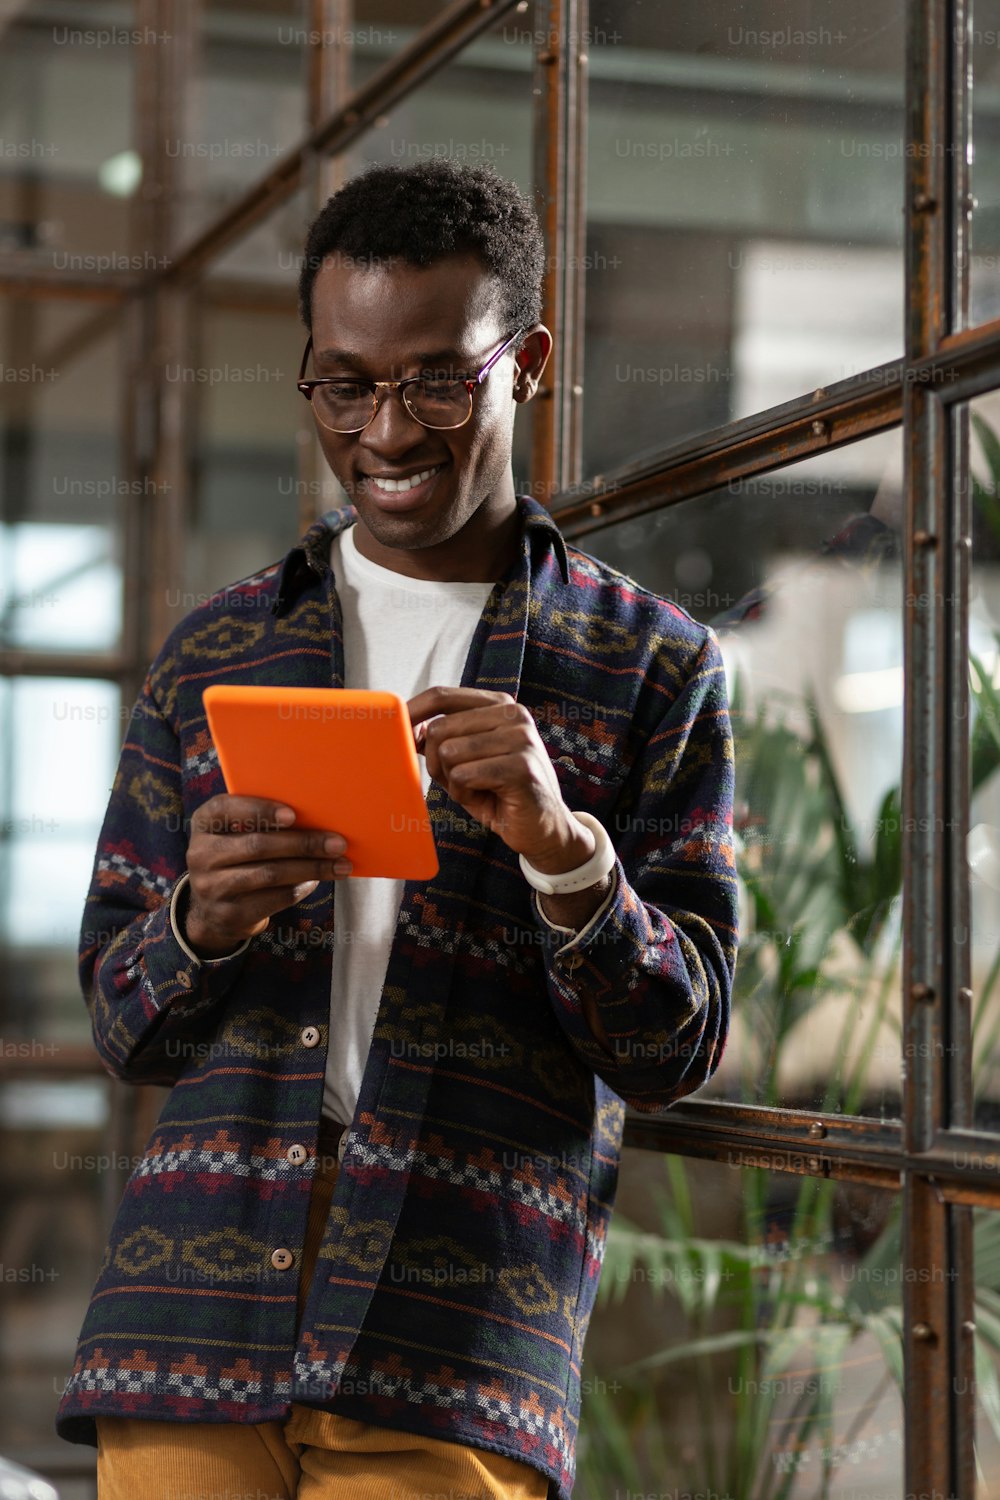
[[369, 466, 441, 494]]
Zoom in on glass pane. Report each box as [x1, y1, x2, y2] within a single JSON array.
[[0, 1076, 108, 1471], [0, 1, 134, 267], [577, 1153, 904, 1497], [574, 429, 904, 1115], [177, 1, 308, 249], [968, 392, 1000, 1132], [182, 286, 307, 599], [0, 677, 122, 1045], [973, 1207, 1000, 1494], [584, 1, 905, 476], [350, 0, 464, 88], [970, 10, 1000, 326], [343, 11, 534, 186], [0, 296, 124, 653]]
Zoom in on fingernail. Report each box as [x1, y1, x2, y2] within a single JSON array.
[[292, 880, 320, 900], [275, 807, 296, 826]]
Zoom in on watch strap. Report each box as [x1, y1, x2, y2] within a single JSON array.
[[519, 812, 616, 896]]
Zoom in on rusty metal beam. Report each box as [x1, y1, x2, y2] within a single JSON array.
[[531, 0, 588, 497], [900, 0, 974, 1492], [549, 359, 905, 538], [0, 650, 129, 680], [544, 325, 1000, 543], [623, 1105, 1000, 1205], [0, 1045, 106, 1078], [0, 269, 131, 300]]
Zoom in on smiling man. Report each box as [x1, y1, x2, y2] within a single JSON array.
[[57, 162, 738, 1500]]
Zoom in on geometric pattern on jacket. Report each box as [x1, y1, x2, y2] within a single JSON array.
[[56, 494, 739, 1498]]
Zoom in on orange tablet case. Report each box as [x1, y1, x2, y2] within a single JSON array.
[[202, 685, 439, 880]]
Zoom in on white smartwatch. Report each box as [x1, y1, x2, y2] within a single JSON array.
[[519, 812, 616, 896]]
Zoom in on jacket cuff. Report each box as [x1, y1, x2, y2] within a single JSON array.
[[168, 872, 253, 969], [530, 855, 659, 1064], [532, 866, 620, 955]]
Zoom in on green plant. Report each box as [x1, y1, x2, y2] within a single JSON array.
[[575, 642, 1000, 1499]]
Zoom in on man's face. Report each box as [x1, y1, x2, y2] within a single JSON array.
[[307, 251, 538, 560]]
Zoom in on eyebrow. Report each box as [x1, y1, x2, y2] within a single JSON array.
[[313, 346, 472, 369]]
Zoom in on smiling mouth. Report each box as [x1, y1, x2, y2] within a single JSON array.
[[363, 463, 447, 495]]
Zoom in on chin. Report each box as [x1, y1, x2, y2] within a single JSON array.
[[357, 502, 457, 549]]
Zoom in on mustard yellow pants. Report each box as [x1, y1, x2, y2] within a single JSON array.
[[96, 1140, 549, 1500]]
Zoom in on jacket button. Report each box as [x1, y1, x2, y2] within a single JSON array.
[[561, 952, 584, 971], [286, 1143, 308, 1164], [300, 1026, 321, 1048], [271, 1248, 294, 1271], [175, 970, 193, 989]]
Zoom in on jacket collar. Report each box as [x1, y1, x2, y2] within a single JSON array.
[[269, 493, 569, 618]]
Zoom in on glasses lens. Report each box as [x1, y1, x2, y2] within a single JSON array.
[[313, 381, 374, 432], [404, 378, 472, 429]]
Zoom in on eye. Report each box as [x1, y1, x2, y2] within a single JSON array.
[[323, 380, 370, 398], [416, 377, 466, 397]]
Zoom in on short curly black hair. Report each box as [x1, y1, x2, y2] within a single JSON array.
[[297, 159, 545, 333]]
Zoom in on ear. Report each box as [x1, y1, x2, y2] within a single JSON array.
[[512, 325, 553, 403]]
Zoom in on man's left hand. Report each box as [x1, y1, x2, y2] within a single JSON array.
[[408, 686, 595, 874]]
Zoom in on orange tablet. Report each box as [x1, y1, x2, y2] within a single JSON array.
[[202, 685, 439, 880]]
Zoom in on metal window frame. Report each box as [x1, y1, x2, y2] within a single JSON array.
[[2, 0, 999, 1494]]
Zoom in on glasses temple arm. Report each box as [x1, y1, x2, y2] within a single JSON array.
[[476, 326, 526, 385]]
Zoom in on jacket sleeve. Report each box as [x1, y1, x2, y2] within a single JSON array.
[[80, 669, 251, 1086], [530, 627, 738, 1110]]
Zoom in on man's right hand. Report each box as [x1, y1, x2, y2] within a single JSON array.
[[182, 795, 352, 959]]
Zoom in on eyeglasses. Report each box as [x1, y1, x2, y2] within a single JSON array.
[[296, 327, 525, 433]]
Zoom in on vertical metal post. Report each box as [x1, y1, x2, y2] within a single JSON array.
[[298, 0, 353, 534], [117, 0, 199, 1169], [948, 0, 976, 1485], [531, 0, 588, 501], [902, 0, 975, 1492], [134, 0, 200, 652]]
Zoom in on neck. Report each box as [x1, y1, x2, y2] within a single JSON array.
[[351, 494, 522, 583]]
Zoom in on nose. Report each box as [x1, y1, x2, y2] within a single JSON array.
[[358, 384, 427, 456]]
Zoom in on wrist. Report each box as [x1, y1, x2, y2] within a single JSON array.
[[175, 877, 245, 961], [519, 812, 616, 898], [523, 820, 596, 876], [538, 870, 614, 928]]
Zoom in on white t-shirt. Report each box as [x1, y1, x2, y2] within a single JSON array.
[[322, 522, 495, 1126]]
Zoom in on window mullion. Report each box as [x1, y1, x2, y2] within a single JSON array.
[[902, 0, 975, 1493]]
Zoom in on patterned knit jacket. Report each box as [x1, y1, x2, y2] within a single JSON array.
[[56, 494, 738, 1498]]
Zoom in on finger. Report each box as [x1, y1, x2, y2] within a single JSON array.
[[206, 857, 353, 898], [422, 730, 534, 789], [436, 754, 525, 795], [408, 687, 516, 729], [190, 795, 298, 838], [193, 826, 349, 870], [193, 873, 347, 942], [416, 702, 530, 759], [434, 725, 534, 767], [412, 714, 445, 750], [420, 711, 535, 779]]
